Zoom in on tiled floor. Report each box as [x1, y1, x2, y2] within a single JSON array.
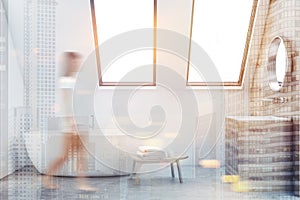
[[0, 166, 297, 200]]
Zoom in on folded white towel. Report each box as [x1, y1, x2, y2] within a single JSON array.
[[136, 146, 167, 160], [138, 146, 165, 153], [136, 151, 167, 160]]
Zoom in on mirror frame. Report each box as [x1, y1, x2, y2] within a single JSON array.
[[267, 36, 289, 92]]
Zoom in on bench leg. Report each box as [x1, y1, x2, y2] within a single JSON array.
[[135, 163, 142, 184], [130, 160, 136, 179], [176, 160, 183, 183], [170, 163, 175, 178]]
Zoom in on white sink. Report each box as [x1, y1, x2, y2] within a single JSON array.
[[226, 115, 290, 121]]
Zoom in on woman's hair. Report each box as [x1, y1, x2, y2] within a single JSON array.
[[62, 51, 82, 77]]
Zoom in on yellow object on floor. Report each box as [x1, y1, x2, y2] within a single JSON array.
[[221, 175, 240, 183], [199, 160, 220, 168], [231, 181, 251, 192]]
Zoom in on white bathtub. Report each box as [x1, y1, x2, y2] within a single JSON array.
[[24, 129, 134, 177]]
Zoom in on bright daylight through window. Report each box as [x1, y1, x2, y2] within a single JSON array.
[[187, 0, 257, 86], [91, 0, 156, 86]]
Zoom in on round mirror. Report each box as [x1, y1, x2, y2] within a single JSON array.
[[267, 36, 288, 91]]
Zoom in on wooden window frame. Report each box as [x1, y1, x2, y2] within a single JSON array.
[[90, 0, 157, 86], [186, 0, 259, 86]]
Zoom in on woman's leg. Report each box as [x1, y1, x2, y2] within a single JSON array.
[[75, 134, 87, 176], [74, 134, 97, 191], [43, 133, 72, 188]]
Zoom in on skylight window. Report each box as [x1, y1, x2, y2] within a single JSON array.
[[187, 0, 257, 86], [90, 0, 156, 86]]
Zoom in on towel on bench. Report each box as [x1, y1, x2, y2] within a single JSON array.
[[137, 146, 167, 160]]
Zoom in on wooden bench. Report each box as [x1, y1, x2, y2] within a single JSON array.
[[130, 155, 189, 183]]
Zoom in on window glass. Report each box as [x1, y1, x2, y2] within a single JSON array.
[[188, 0, 255, 85], [91, 0, 155, 85]]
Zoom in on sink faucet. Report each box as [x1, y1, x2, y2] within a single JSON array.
[[273, 97, 288, 104], [262, 97, 288, 104]]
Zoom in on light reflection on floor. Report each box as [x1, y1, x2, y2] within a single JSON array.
[[0, 166, 296, 200]]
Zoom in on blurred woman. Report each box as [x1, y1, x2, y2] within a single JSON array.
[[43, 52, 96, 191]]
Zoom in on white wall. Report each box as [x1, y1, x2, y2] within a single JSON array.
[[55, 0, 223, 166], [0, 0, 226, 178], [56, 0, 95, 60]]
